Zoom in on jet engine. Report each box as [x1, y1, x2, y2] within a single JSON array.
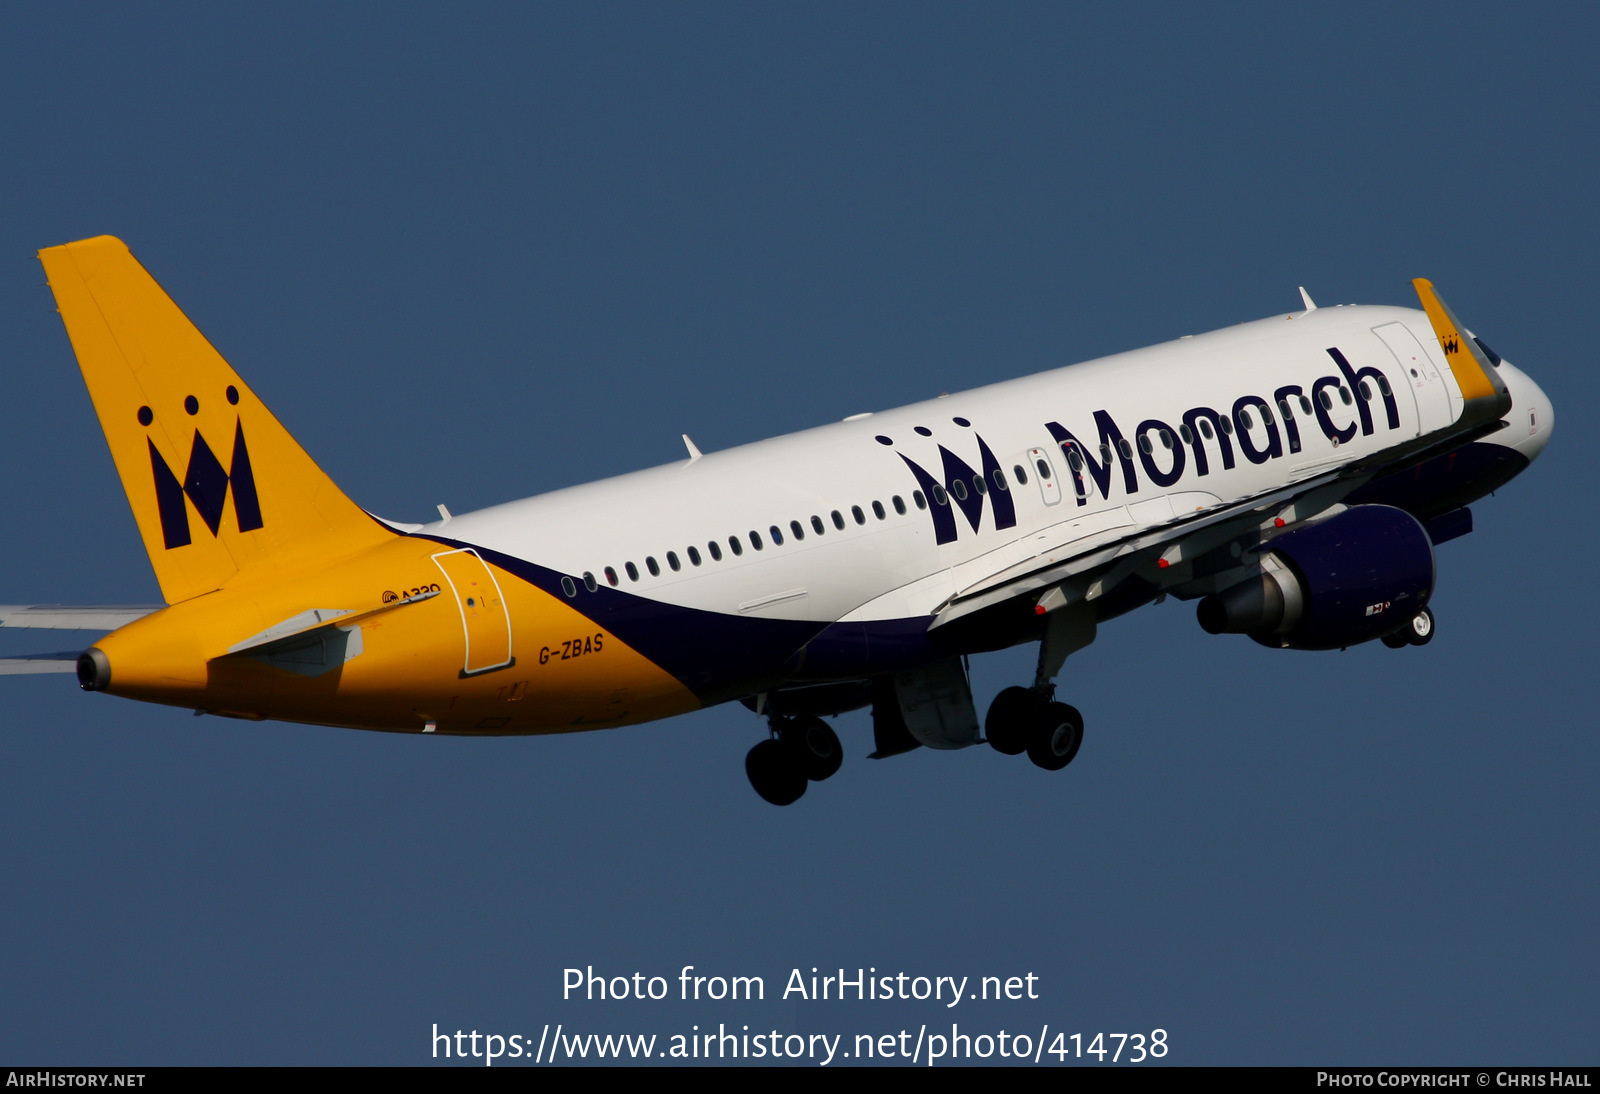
[[1196, 504, 1435, 650]]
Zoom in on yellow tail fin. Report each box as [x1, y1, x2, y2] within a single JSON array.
[[40, 236, 392, 604]]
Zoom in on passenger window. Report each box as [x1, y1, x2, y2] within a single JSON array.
[[583, 571, 598, 592], [1013, 464, 1028, 485], [991, 470, 1007, 492], [561, 576, 577, 598], [1218, 417, 1233, 436], [1299, 395, 1313, 415], [851, 505, 865, 525], [913, 491, 927, 510], [1318, 389, 1333, 410], [1097, 445, 1111, 463], [1037, 457, 1053, 480], [1138, 433, 1153, 454], [1118, 438, 1134, 458], [872, 500, 886, 519], [1238, 409, 1254, 430], [1067, 447, 1084, 471], [645, 556, 660, 577], [1340, 386, 1353, 405], [667, 551, 681, 572], [625, 562, 640, 581], [893, 495, 907, 515], [769, 524, 783, 545], [972, 475, 986, 496], [1359, 380, 1373, 400], [949, 480, 967, 501], [811, 515, 825, 535], [708, 540, 723, 561], [687, 546, 702, 566], [832, 510, 845, 530], [729, 536, 744, 556], [1199, 419, 1214, 439], [604, 566, 618, 586], [1180, 424, 1193, 444], [1160, 429, 1173, 449], [1277, 398, 1291, 418], [790, 520, 805, 541], [932, 484, 948, 505], [1378, 376, 1392, 396], [750, 531, 763, 550]]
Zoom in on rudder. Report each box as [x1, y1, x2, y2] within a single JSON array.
[[40, 236, 392, 604]]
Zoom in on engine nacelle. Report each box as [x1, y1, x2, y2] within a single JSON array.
[[1196, 504, 1435, 650]]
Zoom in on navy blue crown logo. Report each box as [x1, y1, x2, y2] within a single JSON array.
[[144, 400, 263, 549]]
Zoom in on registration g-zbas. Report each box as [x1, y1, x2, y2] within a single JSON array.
[[4, 238, 1551, 804]]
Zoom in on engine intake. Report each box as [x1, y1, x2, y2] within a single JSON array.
[[1196, 557, 1303, 635]]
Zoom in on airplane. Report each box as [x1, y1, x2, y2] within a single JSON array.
[[0, 236, 1553, 805]]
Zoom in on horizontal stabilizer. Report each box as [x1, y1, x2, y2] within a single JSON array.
[[0, 605, 160, 631], [0, 652, 84, 675], [219, 588, 439, 658]]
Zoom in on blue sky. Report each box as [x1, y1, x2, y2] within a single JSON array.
[[0, 4, 1594, 1064]]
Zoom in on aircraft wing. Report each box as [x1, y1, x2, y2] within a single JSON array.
[[934, 413, 1512, 629], [0, 605, 161, 630], [216, 589, 440, 659], [0, 606, 160, 678], [0, 651, 86, 675], [932, 467, 1354, 627]]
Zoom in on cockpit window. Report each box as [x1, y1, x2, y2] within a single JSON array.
[[1472, 335, 1503, 367]]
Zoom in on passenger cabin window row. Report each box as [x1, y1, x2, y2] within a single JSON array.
[[574, 489, 941, 595]]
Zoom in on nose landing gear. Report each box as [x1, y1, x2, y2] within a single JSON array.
[[1380, 606, 1436, 648], [744, 714, 843, 806]]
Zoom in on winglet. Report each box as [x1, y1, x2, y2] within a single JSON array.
[[682, 434, 703, 464], [1412, 278, 1511, 423], [1298, 286, 1317, 312]]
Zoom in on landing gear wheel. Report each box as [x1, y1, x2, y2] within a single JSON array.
[[1027, 702, 1083, 771], [1381, 629, 1410, 649], [781, 716, 843, 781], [745, 739, 806, 805], [986, 686, 1039, 755], [1407, 607, 1435, 646]]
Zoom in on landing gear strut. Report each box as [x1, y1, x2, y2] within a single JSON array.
[[745, 714, 843, 806]]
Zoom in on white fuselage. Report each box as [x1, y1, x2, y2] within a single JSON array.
[[430, 304, 1550, 644]]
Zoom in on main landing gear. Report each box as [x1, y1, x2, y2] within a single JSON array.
[[985, 598, 1095, 771], [986, 687, 1084, 770], [745, 715, 844, 806], [1380, 606, 1436, 649]]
